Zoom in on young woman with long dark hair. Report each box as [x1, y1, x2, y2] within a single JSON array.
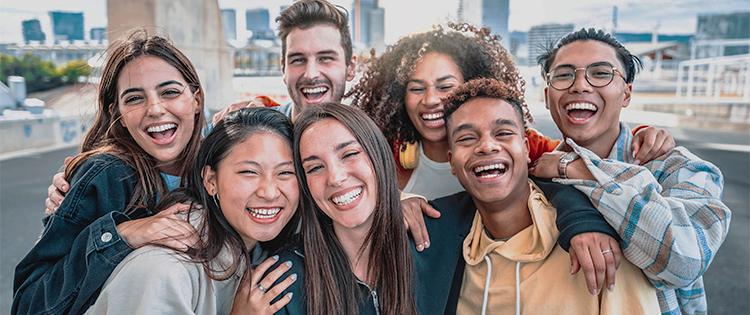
[[13, 30, 206, 314], [86, 108, 300, 314]]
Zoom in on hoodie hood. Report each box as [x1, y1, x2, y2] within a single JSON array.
[[463, 180, 559, 265]]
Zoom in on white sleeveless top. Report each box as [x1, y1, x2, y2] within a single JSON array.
[[402, 143, 464, 200]]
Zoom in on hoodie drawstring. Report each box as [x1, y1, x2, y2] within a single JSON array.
[[515, 261, 521, 315], [481, 255, 492, 315], [481, 258, 522, 315]]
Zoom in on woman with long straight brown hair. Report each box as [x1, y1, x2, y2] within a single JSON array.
[[270, 102, 418, 315], [13, 30, 206, 314]]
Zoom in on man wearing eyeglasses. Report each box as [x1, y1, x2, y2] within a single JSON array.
[[531, 28, 731, 315]]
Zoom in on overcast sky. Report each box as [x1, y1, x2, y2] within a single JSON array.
[[0, 0, 746, 43]]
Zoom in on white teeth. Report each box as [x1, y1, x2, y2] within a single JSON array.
[[421, 112, 444, 120], [332, 187, 363, 206], [247, 207, 281, 219], [302, 87, 328, 94], [147, 123, 177, 133], [565, 102, 597, 111], [473, 163, 506, 173]]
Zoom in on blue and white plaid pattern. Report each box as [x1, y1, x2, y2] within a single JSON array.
[[556, 124, 731, 315]]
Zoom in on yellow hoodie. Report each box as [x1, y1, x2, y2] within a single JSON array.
[[457, 181, 659, 315]]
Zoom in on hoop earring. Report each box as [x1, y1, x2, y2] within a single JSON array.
[[212, 193, 220, 207]]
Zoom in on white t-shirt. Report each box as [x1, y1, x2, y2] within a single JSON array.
[[402, 143, 464, 200]]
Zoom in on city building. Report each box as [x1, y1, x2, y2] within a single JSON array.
[[234, 41, 282, 76], [615, 32, 692, 82], [527, 23, 574, 65], [245, 8, 275, 41], [89, 27, 107, 42], [695, 12, 750, 56], [509, 31, 528, 64], [22, 19, 46, 43], [457, 0, 510, 48], [4, 42, 107, 66], [352, 0, 385, 51], [49, 11, 84, 42], [221, 9, 237, 41]]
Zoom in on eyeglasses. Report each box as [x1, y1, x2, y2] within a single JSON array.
[[546, 63, 627, 90]]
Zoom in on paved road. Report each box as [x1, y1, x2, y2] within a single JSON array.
[[1, 119, 748, 313]]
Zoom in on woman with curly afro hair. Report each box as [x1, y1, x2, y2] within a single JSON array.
[[348, 22, 547, 200]]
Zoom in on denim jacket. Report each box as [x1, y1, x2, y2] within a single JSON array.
[[13, 154, 145, 315]]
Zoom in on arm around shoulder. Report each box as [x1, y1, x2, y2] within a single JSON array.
[[558, 144, 731, 288]]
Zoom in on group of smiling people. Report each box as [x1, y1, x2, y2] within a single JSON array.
[[12, 0, 730, 314]]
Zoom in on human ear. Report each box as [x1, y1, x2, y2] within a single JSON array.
[[202, 165, 218, 196], [622, 83, 633, 108]]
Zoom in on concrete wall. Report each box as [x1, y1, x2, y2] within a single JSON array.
[[106, 0, 235, 111], [0, 113, 92, 155]]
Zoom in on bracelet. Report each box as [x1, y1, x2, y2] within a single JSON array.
[[558, 151, 579, 179]]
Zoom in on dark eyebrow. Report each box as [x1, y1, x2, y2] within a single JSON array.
[[436, 75, 458, 82], [407, 75, 459, 85], [120, 87, 144, 99], [301, 140, 357, 164], [335, 140, 357, 151], [238, 161, 261, 168], [287, 52, 305, 60], [553, 61, 614, 70], [157, 80, 184, 88], [276, 161, 294, 168], [451, 123, 476, 137], [316, 50, 339, 56], [301, 155, 319, 164], [494, 118, 519, 128]]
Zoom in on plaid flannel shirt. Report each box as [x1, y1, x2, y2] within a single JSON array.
[[556, 124, 731, 315]]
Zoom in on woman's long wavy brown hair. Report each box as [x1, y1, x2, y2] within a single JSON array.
[[293, 103, 417, 315], [347, 22, 530, 152], [64, 29, 205, 213]]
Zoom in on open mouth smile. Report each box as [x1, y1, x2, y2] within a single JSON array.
[[246, 207, 283, 223], [472, 162, 508, 179], [300, 86, 330, 103], [145, 123, 178, 145], [420, 111, 445, 128], [564, 102, 598, 123], [330, 186, 363, 207]]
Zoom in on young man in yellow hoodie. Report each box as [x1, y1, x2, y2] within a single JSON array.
[[442, 78, 660, 315]]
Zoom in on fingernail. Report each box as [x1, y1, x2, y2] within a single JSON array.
[[416, 244, 424, 252], [424, 241, 430, 249], [272, 255, 279, 261], [287, 292, 294, 299], [608, 284, 614, 292], [589, 288, 597, 295], [285, 261, 293, 267], [291, 273, 298, 281], [634, 159, 641, 165]]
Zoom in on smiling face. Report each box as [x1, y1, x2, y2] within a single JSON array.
[[282, 24, 355, 115], [203, 131, 299, 247], [544, 40, 632, 148], [299, 118, 378, 232], [116, 55, 200, 174], [447, 97, 530, 207], [404, 52, 465, 144]]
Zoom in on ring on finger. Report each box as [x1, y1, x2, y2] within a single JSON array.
[[601, 249, 613, 255], [257, 283, 268, 293]]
